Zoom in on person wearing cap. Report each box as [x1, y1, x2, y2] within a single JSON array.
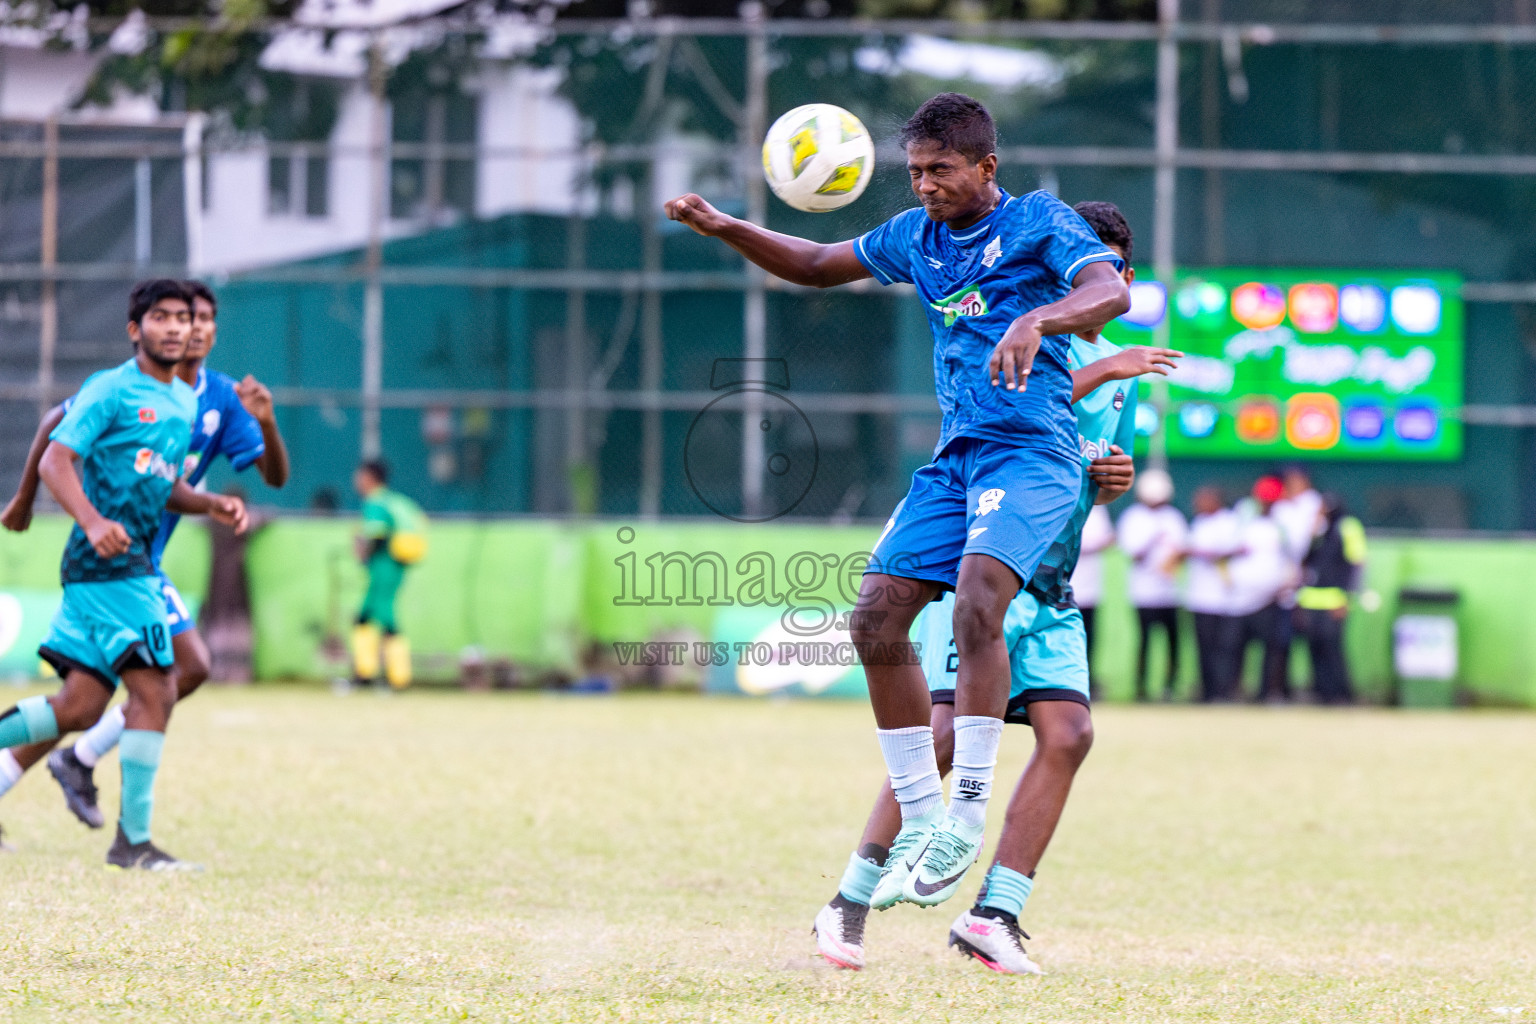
[[1229, 475, 1291, 701], [1181, 485, 1244, 701], [1295, 493, 1366, 704], [1116, 468, 1187, 701]]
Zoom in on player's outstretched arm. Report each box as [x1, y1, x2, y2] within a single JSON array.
[[664, 193, 871, 288], [991, 262, 1133, 391], [236, 375, 291, 488], [1, 403, 67, 532], [1070, 346, 1182, 402], [168, 481, 249, 535], [38, 441, 130, 557]]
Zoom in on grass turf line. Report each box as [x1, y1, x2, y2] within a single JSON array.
[[0, 688, 1531, 1022]]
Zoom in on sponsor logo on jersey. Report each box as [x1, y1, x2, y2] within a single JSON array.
[[981, 235, 1002, 268], [202, 409, 221, 436], [975, 488, 1006, 517], [138, 407, 157, 423], [133, 447, 178, 482], [182, 451, 203, 476], [931, 285, 988, 327], [1113, 388, 1125, 410]]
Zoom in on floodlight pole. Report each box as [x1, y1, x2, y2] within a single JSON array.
[[740, 4, 769, 521], [361, 37, 388, 461], [1151, 0, 1180, 472]]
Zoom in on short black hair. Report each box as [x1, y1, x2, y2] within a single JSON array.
[[359, 460, 389, 485], [898, 93, 996, 165], [1073, 201, 1133, 264], [128, 279, 194, 326], [184, 280, 217, 315]]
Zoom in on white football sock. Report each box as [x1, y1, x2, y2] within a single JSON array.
[[0, 749, 22, 797], [947, 715, 1004, 828], [73, 705, 126, 768], [876, 726, 944, 821]]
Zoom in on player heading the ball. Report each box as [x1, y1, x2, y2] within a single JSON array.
[[667, 93, 1129, 916]]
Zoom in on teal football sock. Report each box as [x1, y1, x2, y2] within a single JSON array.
[[118, 729, 165, 845], [977, 863, 1035, 919], [0, 695, 59, 748], [837, 849, 884, 906]]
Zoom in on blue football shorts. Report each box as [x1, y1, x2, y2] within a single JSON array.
[[38, 577, 175, 691], [865, 436, 1081, 592], [916, 589, 1091, 726]]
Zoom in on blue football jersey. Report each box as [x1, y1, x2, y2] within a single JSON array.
[[149, 367, 266, 563], [50, 359, 197, 584], [853, 189, 1123, 458], [1024, 335, 1139, 608]]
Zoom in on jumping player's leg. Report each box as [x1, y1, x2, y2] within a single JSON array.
[[814, 704, 956, 969]]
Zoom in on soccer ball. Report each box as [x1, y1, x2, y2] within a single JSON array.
[[761, 103, 875, 213]]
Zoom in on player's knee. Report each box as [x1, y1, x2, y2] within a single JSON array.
[[175, 656, 209, 697], [850, 578, 915, 644], [1038, 712, 1094, 766], [50, 686, 108, 733], [951, 592, 1004, 650]]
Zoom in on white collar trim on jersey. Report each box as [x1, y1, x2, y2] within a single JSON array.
[[193, 366, 207, 398], [947, 192, 1012, 244]]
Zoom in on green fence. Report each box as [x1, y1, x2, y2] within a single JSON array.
[[1, 516, 1531, 706]]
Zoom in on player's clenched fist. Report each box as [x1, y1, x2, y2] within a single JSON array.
[[1087, 445, 1135, 502], [84, 517, 131, 558], [665, 194, 732, 237], [236, 375, 275, 424], [208, 493, 249, 535]]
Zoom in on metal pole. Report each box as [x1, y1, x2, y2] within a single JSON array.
[[1151, 0, 1180, 471], [740, 7, 769, 520], [564, 213, 589, 513], [182, 112, 206, 274], [38, 116, 57, 418], [360, 39, 388, 461], [639, 164, 664, 518], [134, 157, 152, 265]]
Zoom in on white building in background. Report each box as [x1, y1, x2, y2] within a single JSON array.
[[0, 0, 588, 275]]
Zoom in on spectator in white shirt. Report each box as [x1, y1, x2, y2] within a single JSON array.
[[1230, 475, 1292, 701], [1269, 465, 1323, 699], [1117, 469, 1187, 701], [1071, 504, 1115, 695], [1182, 486, 1244, 702]]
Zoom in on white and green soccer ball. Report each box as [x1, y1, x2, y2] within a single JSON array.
[[761, 103, 875, 213]]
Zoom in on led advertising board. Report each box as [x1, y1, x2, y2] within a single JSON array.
[[1111, 269, 1463, 460]]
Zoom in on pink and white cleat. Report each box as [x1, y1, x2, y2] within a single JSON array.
[[947, 907, 1043, 975], [813, 896, 869, 970]]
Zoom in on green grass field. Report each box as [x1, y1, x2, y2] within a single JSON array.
[[0, 688, 1532, 1023]]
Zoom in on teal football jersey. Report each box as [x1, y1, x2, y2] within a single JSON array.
[[1022, 335, 1139, 608], [50, 358, 197, 583]]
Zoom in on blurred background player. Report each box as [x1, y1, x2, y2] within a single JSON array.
[[0, 281, 290, 831], [1182, 486, 1243, 702], [351, 460, 428, 690], [1295, 493, 1366, 704], [1117, 469, 1186, 701], [0, 280, 244, 869]]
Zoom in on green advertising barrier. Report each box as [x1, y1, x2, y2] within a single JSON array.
[[6, 516, 1536, 706]]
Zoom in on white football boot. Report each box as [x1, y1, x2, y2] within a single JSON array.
[[947, 907, 1043, 975]]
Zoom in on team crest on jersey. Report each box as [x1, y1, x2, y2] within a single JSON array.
[[183, 452, 202, 476], [981, 235, 1002, 268], [138, 407, 157, 424], [931, 285, 988, 327], [202, 409, 221, 436], [975, 488, 1006, 517], [1113, 389, 1125, 410]]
